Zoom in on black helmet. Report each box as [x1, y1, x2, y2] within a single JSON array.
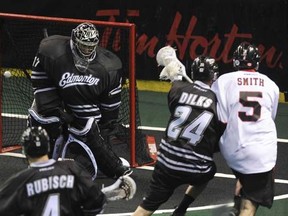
[[21, 126, 50, 157], [233, 42, 260, 70], [191, 55, 219, 82]]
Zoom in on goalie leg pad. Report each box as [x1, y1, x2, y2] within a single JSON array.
[[70, 118, 132, 178]]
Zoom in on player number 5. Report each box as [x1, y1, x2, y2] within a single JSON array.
[[239, 91, 262, 122]]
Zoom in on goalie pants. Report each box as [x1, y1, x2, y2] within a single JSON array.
[[140, 161, 216, 212]]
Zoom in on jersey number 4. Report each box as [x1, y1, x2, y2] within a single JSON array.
[[42, 193, 60, 216], [167, 106, 213, 146]]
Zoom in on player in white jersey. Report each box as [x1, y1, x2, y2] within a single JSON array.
[[211, 42, 279, 216]]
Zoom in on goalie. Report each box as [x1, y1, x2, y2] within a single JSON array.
[[0, 127, 136, 216], [29, 22, 131, 179]]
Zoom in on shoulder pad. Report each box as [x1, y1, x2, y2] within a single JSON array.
[[39, 35, 70, 59], [95, 46, 122, 71]]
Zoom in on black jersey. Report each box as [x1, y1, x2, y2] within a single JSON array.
[[31, 35, 122, 128], [158, 80, 220, 174], [0, 159, 105, 216]]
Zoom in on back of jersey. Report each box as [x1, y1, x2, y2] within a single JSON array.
[[164, 81, 219, 156], [0, 160, 104, 216], [212, 71, 279, 174]]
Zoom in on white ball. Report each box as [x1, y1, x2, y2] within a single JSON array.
[[4, 71, 11, 78]]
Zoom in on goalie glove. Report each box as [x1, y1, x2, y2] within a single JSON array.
[[156, 45, 193, 83], [101, 175, 136, 201]]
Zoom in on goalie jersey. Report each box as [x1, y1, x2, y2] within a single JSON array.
[[31, 35, 122, 128], [0, 159, 106, 216], [158, 80, 220, 174]]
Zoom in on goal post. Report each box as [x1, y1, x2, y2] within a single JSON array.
[[0, 13, 154, 167]]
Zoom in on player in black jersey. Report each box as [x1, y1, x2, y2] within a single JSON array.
[[132, 48, 221, 216], [29, 22, 131, 179], [0, 126, 136, 216]]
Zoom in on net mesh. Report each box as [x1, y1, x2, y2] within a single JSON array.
[[0, 15, 153, 166]]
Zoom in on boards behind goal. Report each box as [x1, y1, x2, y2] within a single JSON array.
[[0, 13, 154, 167]]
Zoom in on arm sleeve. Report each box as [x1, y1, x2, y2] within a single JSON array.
[[31, 51, 63, 118], [272, 85, 280, 120], [31, 51, 68, 150], [211, 79, 228, 124], [0, 175, 23, 215], [99, 69, 122, 125], [72, 162, 107, 215]]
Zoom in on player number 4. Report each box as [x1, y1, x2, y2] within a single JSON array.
[[42, 193, 60, 216]]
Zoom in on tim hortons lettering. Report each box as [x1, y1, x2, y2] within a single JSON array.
[[95, 10, 282, 69]]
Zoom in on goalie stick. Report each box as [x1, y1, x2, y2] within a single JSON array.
[[101, 175, 137, 201]]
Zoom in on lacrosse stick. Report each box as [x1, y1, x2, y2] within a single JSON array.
[[101, 175, 137, 201], [156, 45, 193, 83]]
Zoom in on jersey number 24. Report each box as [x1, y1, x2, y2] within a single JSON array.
[[167, 106, 213, 146]]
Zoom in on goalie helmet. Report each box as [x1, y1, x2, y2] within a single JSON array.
[[233, 42, 260, 70], [21, 126, 50, 157], [71, 22, 99, 72], [191, 56, 219, 82]]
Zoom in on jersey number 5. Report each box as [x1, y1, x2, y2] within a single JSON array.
[[167, 106, 213, 146], [239, 91, 262, 122]]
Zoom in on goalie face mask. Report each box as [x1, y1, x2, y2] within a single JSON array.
[[71, 22, 99, 72], [21, 126, 50, 158], [191, 56, 219, 82]]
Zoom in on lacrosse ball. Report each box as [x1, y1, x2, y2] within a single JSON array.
[[4, 71, 11, 78]]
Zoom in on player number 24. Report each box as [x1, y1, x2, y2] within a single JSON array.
[[167, 106, 213, 146]]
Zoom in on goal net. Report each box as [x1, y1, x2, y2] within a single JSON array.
[[0, 13, 154, 167]]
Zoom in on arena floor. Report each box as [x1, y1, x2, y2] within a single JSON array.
[[1, 136, 287, 216], [0, 91, 288, 215]]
